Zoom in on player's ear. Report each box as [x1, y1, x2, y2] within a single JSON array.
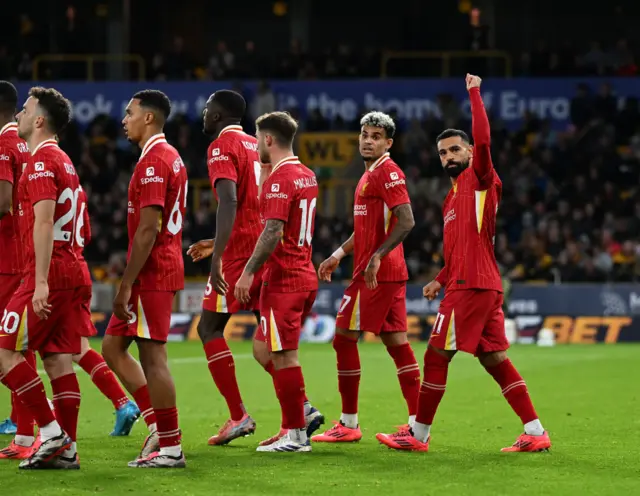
[[385, 137, 393, 151], [144, 111, 155, 125]]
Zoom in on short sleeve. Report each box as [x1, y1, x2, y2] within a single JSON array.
[[0, 146, 15, 184], [207, 141, 239, 187], [375, 165, 410, 209], [261, 174, 292, 222], [82, 190, 92, 245], [138, 159, 169, 208], [26, 160, 57, 204]]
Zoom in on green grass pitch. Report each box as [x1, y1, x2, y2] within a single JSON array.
[[0, 341, 638, 495]]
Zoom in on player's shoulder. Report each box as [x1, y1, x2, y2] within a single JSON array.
[[142, 143, 184, 172], [372, 156, 403, 177]]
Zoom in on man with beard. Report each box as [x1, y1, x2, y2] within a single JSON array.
[[312, 110, 421, 445], [186, 91, 323, 447], [377, 74, 551, 453]]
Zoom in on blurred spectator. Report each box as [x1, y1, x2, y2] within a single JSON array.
[[251, 81, 276, 121]]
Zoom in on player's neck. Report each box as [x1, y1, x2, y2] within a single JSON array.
[[0, 115, 14, 131], [215, 120, 241, 139], [270, 149, 295, 167], [450, 177, 457, 187], [138, 128, 164, 151], [28, 131, 56, 155]]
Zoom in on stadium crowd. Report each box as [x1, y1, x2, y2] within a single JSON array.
[[48, 80, 640, 284]]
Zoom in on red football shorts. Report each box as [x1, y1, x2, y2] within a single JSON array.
[[259, 287, 316, 352], [429, 289, 508, 356], [202, 259, 263, 314], [105, 287, 175, 343], [335, 280, 407, 334], [76, 285, 97, 337], [0, 274, 22, 311], [0, 285, 80, 355]]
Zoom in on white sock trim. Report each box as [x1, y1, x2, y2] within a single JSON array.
[[340, 413, 358, 429]]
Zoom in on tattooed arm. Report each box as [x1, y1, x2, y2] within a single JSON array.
[[372, 203, 415, 258], [244, 219, 285, 275], [364, 203, 414, 289]]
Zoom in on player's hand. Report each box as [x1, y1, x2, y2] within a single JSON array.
[[466, 73, 482, 91], [318, 256, 340, 282], [234, 271, 254, 305], [210, 256, 229, 295], [32, 281, 51, 320], [113, 283, 134, 322], [423, 280, 442, 301], [364, 254, 381, 290], [187, 239, 214, 262]]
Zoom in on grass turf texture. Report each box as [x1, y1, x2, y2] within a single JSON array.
[[0, 341, 638, 495]]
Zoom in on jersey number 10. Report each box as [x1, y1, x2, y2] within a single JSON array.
[[297, 197, 316, 247]]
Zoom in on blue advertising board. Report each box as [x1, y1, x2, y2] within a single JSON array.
[[91, 283, 640, 343], [14, 78, 639, 131]]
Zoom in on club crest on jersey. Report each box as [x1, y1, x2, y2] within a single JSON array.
[[360, 182, 368, 195], [34, 162, 44, 171]]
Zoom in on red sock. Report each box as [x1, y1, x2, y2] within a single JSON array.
[[51, 373, 81, 441], [333, 333, 360, 414], [204, 338, 246, 421], [387, 343, 421, 416], [415, 348, 451, 426], [14, 392, 34, 437], [132, 385, 156, 428], [263, 361, 309, 403], [78, 349, 129, 410], [11, 351, 37, 429], [1, 361, 55, 428], [156, 407, 181, 448], [273, 366, 305, 430], [485, 359, 538, 424]]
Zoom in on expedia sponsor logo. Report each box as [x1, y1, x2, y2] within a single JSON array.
[[28, 170, 54, 181], [265, 192, 288, 199], [140, 176, 164, 185], [127, 201, 135, 214], [0, 154, 9, 161], [208, 155, 229, 163], [385, 177, 406, 189]]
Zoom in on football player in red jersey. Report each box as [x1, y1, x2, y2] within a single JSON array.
[[102, 90, 188, 468], [378, 75, 550, 453], [312, 111, 420, 444], [0, 87, 82, 469], [187, 90, 323, 447], [0, 81, 39, 457], [235, 111, 318, 453], [71, 187, 140, 436]]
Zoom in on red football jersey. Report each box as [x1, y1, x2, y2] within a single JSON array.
[[207, 125, 262, 262], [127, 134, 188, 291], [74, 186, 93, 287], [352, 153, 410, 282], [435, 87, 503, 293], [260, 156, 318, 293], [17, 139, 81, 290], [0, 122, 30, 275]]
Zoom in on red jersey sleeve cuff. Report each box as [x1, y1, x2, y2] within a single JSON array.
[[387, 199, 411, 210], [31, 192, 58, 204], [435, 272, 447, 285], [263, 213, 288, 222], [139, 198, 165, 209], [0, 172, 13, 183], [212, 174, 238, 186]]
